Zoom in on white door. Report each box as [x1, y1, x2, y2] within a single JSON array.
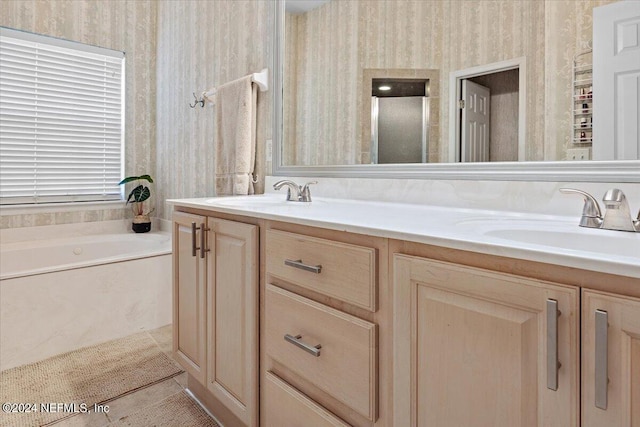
[[461, 80, 491, 162], [593, 0, 640, 160]]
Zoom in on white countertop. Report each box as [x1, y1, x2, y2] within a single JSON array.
[[168, 194, 640, 279]]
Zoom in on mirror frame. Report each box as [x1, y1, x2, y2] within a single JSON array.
[[271, 0, 640, 182]]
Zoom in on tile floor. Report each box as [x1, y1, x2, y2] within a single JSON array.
[[49, 325, 208, 427]]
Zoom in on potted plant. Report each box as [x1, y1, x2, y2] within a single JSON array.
[[119, 174, 154, 233]]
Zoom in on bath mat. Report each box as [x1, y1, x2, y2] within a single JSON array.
[[0, 332, 183, 427], [110, 390, 219, 426]]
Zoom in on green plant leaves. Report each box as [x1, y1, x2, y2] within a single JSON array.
[[119, 174, 152, 205], [126, 185, 151, 204], [118, 174, 154, 185]]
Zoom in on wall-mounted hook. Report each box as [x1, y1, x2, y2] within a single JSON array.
[[189, 92, 205, 108]]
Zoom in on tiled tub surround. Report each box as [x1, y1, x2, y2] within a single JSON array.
[[171, 178, 640, 280], [0, 220, 172, 371]]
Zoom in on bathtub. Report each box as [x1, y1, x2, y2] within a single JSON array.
[[0, 220, 172, 371]]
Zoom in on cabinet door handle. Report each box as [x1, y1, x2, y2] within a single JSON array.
[[546, 299, 561, 391], [595, 309, 608, 410], [191, 222, 200, 257], [284, 259, 322, 274], [199, 223, 210, 259], [284, 334, 322, 357]]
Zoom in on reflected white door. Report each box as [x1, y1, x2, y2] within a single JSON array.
[[461, 80, 491, 162], [593, 1, 640, 160]]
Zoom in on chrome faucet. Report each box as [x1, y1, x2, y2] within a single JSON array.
[[273, 180, 317, 202], [560, 188, 639, 232]]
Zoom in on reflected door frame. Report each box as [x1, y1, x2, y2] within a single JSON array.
[[449, 57, 527, 163]]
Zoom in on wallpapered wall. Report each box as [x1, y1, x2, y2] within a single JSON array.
[[283, 0, 613, 166], [0, 0, 157, 228], [0, 0, 272, 227], [155, 0, 272, 220]]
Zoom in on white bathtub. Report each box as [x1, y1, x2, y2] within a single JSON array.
[[0, 220, 173, 371]]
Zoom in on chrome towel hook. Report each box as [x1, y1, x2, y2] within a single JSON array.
[[189, 92, 205, 108]]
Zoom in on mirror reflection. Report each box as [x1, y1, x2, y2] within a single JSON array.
[[282, 0, 617, 166]]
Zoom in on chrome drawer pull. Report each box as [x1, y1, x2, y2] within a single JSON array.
[[284, 334, 322, 357], [284, 259, 322, 274], [191, 222, 200, 257], [546, 299, 561, 391], [199, 222, 210, 259], [595, 309, 608, 410]]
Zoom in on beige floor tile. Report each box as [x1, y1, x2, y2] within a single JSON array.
[[104, 377, 183, 422], [147, 324, 173, 356], [50, 410, 110, 427], [173, 371, 188, 388]]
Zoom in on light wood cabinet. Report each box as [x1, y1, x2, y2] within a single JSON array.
[[173, 212, 258, 427], [393, 254, 580, 427], [173, 211, 207, 384], [582, 290, 640, 427], [172, 207, 638, 427], [265, 284, 377, 421], [264, 372, 350, 427]]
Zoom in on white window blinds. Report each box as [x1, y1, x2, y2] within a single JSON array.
[[0, 27, 125, 205]]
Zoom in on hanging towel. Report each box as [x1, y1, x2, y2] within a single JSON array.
[[214, 75, 257, 195]]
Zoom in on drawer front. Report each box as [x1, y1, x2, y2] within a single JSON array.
[[266, 284, 377, 421], [264, 372, 349, 427], [266, 229, 376, 311]]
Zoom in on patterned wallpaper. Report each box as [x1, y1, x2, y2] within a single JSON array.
[[155, 0, 272, 220], [0, 0, 157, 228], [1, 0, 272, 226], [283, 0, 613, 166]]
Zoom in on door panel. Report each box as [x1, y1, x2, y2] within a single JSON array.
[[393, 255, 579, 427], [582, 290, 640, 427], [593, 2, 640, 160], [461, 79, 491, 162], [207, 218, 258, 426], [172, 212, 206, 384]]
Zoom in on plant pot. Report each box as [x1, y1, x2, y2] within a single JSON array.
[[132, 215, 151, 233]]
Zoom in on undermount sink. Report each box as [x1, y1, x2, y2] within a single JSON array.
[[455, 217, 639, 258], [485, 228, 639, 258]]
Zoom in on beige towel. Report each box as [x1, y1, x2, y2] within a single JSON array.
[[214, 75, 257, 195]]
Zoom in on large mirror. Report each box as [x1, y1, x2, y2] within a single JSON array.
[[273, 0, 640, 181]]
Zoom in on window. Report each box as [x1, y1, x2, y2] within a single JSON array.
[[0, 27, 125, 205]]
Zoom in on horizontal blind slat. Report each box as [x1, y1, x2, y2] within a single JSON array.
[[0, 30, 124, 204]]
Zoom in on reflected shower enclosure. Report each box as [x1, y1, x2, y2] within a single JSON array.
[[371, 78, 430, 164]]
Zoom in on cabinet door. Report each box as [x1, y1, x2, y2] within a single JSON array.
[[393, 255, 579, 427], [206, 218, 258, 427], [172, 211, 207, 384], [582, 290, 640, 427]]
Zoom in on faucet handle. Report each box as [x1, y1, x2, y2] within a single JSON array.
[[559, 188, 603, 228], [300, 181, 317, 202]]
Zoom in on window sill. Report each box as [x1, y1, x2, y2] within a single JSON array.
[[0, 200, 127, 216]]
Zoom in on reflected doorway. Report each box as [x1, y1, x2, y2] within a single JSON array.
[[450, 58, 526, 163]]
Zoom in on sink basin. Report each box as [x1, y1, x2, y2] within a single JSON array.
[[455, 217, 639, 258], [485, 228, 639, 258]]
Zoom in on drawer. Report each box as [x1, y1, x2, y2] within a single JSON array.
[[265, 284, 377, 421], [264, 372, 349, 427], [266, 229, 377, 311]]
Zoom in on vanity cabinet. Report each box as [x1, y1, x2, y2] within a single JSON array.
[[263, 225, 388, 427], [171, 202, 639, 427], [392, 254, 580, 427], [172, 211, 259, 427], [582, 290, 640, 427]]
